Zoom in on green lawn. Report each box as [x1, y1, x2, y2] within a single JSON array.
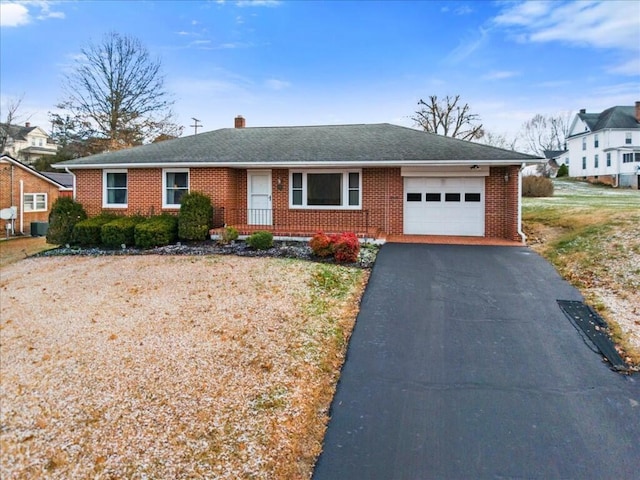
[[522, 178, 640, 365]]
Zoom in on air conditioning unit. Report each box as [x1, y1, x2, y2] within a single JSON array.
[[30, 221, 49, 237]]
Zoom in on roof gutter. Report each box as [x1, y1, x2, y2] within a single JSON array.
[[53, 158, 544, 170]]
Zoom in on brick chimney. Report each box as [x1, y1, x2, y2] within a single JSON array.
[[234, 115, 246, 128], [25, 122, 31, 128], [635, 101, 640, 122]]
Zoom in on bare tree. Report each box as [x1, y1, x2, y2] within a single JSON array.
[[519, 112, 572, 156], [0, 95, 26, 153], [477, 130, 519, 150], [57, 32, 182, 153], [412, 95, 484, 140]]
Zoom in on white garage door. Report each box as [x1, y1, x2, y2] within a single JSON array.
[[404, 177, 485, 236]]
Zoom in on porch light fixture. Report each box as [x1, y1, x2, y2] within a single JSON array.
[[504, 173, 510, 182], [277, 177, 283, 190]]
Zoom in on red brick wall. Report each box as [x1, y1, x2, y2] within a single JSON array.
[[485, 166, 520, 241], [73, 165, 521, 240], [75, 167, 244, 217], [0, 160, 66, 227]]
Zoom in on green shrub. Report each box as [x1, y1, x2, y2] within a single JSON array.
[[522, 176, 554, 197], [178, 191, 213, 241], [134, 214, 178, 248], [101, 216, 145, 248], [220, 226, 239, 244], [309, 231, 335, 257], [46, 197, 87, 245], [557, 164, 569, 177], [246, 230, 273, 250], [72, 213, 118, 246], [333, 232, 360, 263]]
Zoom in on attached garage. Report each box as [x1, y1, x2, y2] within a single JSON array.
[[403, 168, 487, 236]]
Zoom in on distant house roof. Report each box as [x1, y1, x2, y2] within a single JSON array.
[[1, 123, 37, 142], [0, 154, 72, 190], [574, 106, 640, 134], [543, 150, 567, 159], [54, 123, 541, 169], [40, 171, 74, 188]]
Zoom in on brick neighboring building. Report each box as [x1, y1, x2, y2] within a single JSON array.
[[0, 155, 73, 235], [54, 119, 541, 242]]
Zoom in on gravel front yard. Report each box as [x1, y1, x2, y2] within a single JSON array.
[[0, 255, 367, 479]]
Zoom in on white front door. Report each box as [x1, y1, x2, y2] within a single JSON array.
[[248, 170, 272, 225]]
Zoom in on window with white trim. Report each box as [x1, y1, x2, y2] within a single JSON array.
[[163, 168, 189, 208], [582, 137, 586, 150], [594, 154, 599, 168], [582, 157, 586, 169], [625, 133, 632, 145], [23, 193, 47, 212], [103, 170, 128, 207], [622, 153, 640, 163], [594, 135, 599, 148], [290, 170, 361, 209]]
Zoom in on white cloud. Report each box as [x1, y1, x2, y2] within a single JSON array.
[[446, 27, 489, 63], [265, 79, 291, 90], [494, 1, 640, 75], [608, 56, 640, 76], [0, 3, 31, 27], [482, 70, 520, 80], [0, 1, 65, 27], [236, 0, 281, 7]]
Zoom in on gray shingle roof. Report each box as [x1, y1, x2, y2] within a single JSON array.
[[578, 106, 640, 132], [54, 123, 540, 168], [0, 123, 37, 141], [40, 172, 74, 188]]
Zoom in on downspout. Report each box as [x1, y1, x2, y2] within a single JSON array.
[[65, 167, 77, 199], [517, 163, 526, 244], [19, 179, 24, 234]]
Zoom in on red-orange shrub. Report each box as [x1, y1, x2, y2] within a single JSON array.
[[333, 232, 360, 263], [309, 231, 334, 257]]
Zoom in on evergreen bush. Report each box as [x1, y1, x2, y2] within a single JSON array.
[[134, 214, 178, 248], [557, 164, 569, 177], [178, 192, 213, 241], [246, 231, 273, 250], [73, 213, 118, 246], [46, 197, 87, 245], [101, 216, 145, 248]]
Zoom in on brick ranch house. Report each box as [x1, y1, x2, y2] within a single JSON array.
[[53, 119, 542, 242], [1, 154, 73, 235]]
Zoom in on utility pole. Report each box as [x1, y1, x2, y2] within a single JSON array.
[[190, 117, 202, 135]]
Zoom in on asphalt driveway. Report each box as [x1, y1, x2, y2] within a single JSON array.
[[313, 244, 640, 479]]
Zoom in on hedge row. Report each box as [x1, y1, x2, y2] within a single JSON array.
[[47, 192, 213, 248]]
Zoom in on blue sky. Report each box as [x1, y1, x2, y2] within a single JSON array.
[[1, 0, 639, 144]]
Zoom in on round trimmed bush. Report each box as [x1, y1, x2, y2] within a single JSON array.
[[246, 231, 273, 250]]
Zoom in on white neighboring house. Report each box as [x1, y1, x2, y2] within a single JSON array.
[[0, 122, 58, 165], [566, 102, 640, 189], [522, 150, 567, 178]]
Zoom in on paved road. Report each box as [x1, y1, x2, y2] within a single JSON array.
[[313, 244, 640, 479]]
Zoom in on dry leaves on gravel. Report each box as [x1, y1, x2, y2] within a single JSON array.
[[0, 255, 367, 479]]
